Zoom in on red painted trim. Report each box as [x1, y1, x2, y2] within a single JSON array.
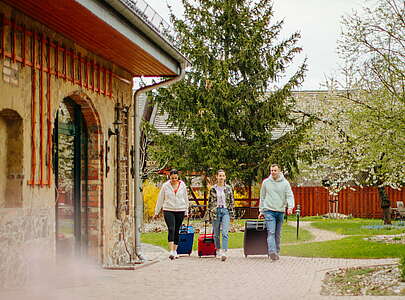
[[103, 67, 107, 96], [0, 14, 4, 59], [47, 36, 52, 186], [22, 24, 26, 66], [63, 45, 67, 81], [55, 41, 59, 79], [97, 63, 101, 94], [91, 59, 95, 92], [0, 17, 141, 189], [28, 32, 37, 185], [39, 33, 45, 187], [71, 48, 75, 85], [84, 56, 88, 88], [78, 51, 82, 87], [108, 69, 113, 98], [11, 19, 16, 63]]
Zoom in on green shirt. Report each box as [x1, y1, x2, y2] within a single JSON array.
[[259, 174, 294, 213]]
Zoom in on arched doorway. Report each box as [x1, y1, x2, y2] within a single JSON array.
[[54, 93, 103, 260], [54, 98, 88, 257]]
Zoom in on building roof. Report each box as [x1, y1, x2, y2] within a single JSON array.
[[2, 0, 189, 77], [149, 91, 329, 138]]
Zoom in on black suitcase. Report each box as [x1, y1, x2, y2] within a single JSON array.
[[243, 220, 268, 257]]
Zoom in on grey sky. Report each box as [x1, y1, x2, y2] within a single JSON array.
[[145, 0, 363, 90]]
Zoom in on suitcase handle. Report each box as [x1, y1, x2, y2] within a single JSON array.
[[256, 221, 266, 231], [204, 209, 214, 235], [180, 210, 190, 229]]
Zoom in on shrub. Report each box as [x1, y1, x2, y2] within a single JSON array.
[[143, 180, 160, 219]]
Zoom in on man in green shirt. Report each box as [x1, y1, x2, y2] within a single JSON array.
[[258, 164, 294, 260]]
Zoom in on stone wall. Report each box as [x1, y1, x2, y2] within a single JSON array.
[[0, 208, 52, 289]]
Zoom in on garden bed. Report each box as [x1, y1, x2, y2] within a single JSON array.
[[322, 264, 405, 296]]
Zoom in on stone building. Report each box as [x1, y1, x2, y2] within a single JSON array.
[[0, 0, 188, 288]]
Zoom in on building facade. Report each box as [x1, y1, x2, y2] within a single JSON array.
[[0, 0, 187, 288]]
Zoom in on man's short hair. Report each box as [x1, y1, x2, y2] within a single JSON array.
[[270, 164, 281, 170], [217, 169, 225, 175]]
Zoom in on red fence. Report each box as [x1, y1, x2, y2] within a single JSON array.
[[191, 186, 405, 219], [292, 186, 405, 218]]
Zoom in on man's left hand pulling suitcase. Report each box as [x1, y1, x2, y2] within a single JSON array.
[[177, 216, 194, 255]]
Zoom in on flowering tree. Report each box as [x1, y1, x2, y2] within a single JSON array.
[[296, 0, 405, 224]]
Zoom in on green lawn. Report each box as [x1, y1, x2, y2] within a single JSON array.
[[141, 223, 313, 250], [142, 218, 405, 259], [310, 218, 405, 235], [281, 236, 405, 258]]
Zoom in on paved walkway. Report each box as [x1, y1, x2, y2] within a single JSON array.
[[288, 220, 346, 243], [1, 224, 402, 300]]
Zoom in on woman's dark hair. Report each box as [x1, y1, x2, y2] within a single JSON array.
[[169, 169, 179, 176]]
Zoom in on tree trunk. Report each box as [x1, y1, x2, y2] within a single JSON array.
[[378, 186, 391, 225], [140, 96, 156, 176]]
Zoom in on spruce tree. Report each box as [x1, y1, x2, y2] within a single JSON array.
[[148, 0, 311, 185]]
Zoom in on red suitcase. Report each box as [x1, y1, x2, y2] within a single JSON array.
[[198, 220, 216, 257]]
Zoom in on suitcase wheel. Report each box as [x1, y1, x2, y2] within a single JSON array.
[[198, 251, 202, 257]]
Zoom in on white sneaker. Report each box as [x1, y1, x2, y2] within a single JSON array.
[[169, 251, 175, 260], [216, 249, 221, 258], [174, 251, 179, 259], [221, 250, 227, 261]]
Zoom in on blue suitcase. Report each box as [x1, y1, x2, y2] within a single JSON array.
[[177, 225, 194, 255]]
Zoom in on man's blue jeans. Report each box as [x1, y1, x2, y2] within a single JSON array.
[[213, 207, 230, 250], [263, 210, 284, 254]]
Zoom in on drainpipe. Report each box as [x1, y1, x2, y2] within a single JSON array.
[[133, 63, 187, 262]]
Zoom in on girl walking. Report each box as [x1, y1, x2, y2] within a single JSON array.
[[205, 169, 235, 261]]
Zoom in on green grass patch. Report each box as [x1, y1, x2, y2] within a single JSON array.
[[310, 218, 405, 235], [281, 236, 405, 258], [141, 223, 313, 250]]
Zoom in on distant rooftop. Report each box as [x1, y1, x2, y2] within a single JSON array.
[[121, 0, 177, 44]]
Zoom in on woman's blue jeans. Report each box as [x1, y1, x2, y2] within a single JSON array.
[[213, 207, 230, 250], [263, 210, 284, 254]]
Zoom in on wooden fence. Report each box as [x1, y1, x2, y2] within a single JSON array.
[[190, 186, 405, 219], [292, 186, 405, 218]]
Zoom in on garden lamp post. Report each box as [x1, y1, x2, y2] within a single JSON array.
[[296, 204, 301, 240]]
